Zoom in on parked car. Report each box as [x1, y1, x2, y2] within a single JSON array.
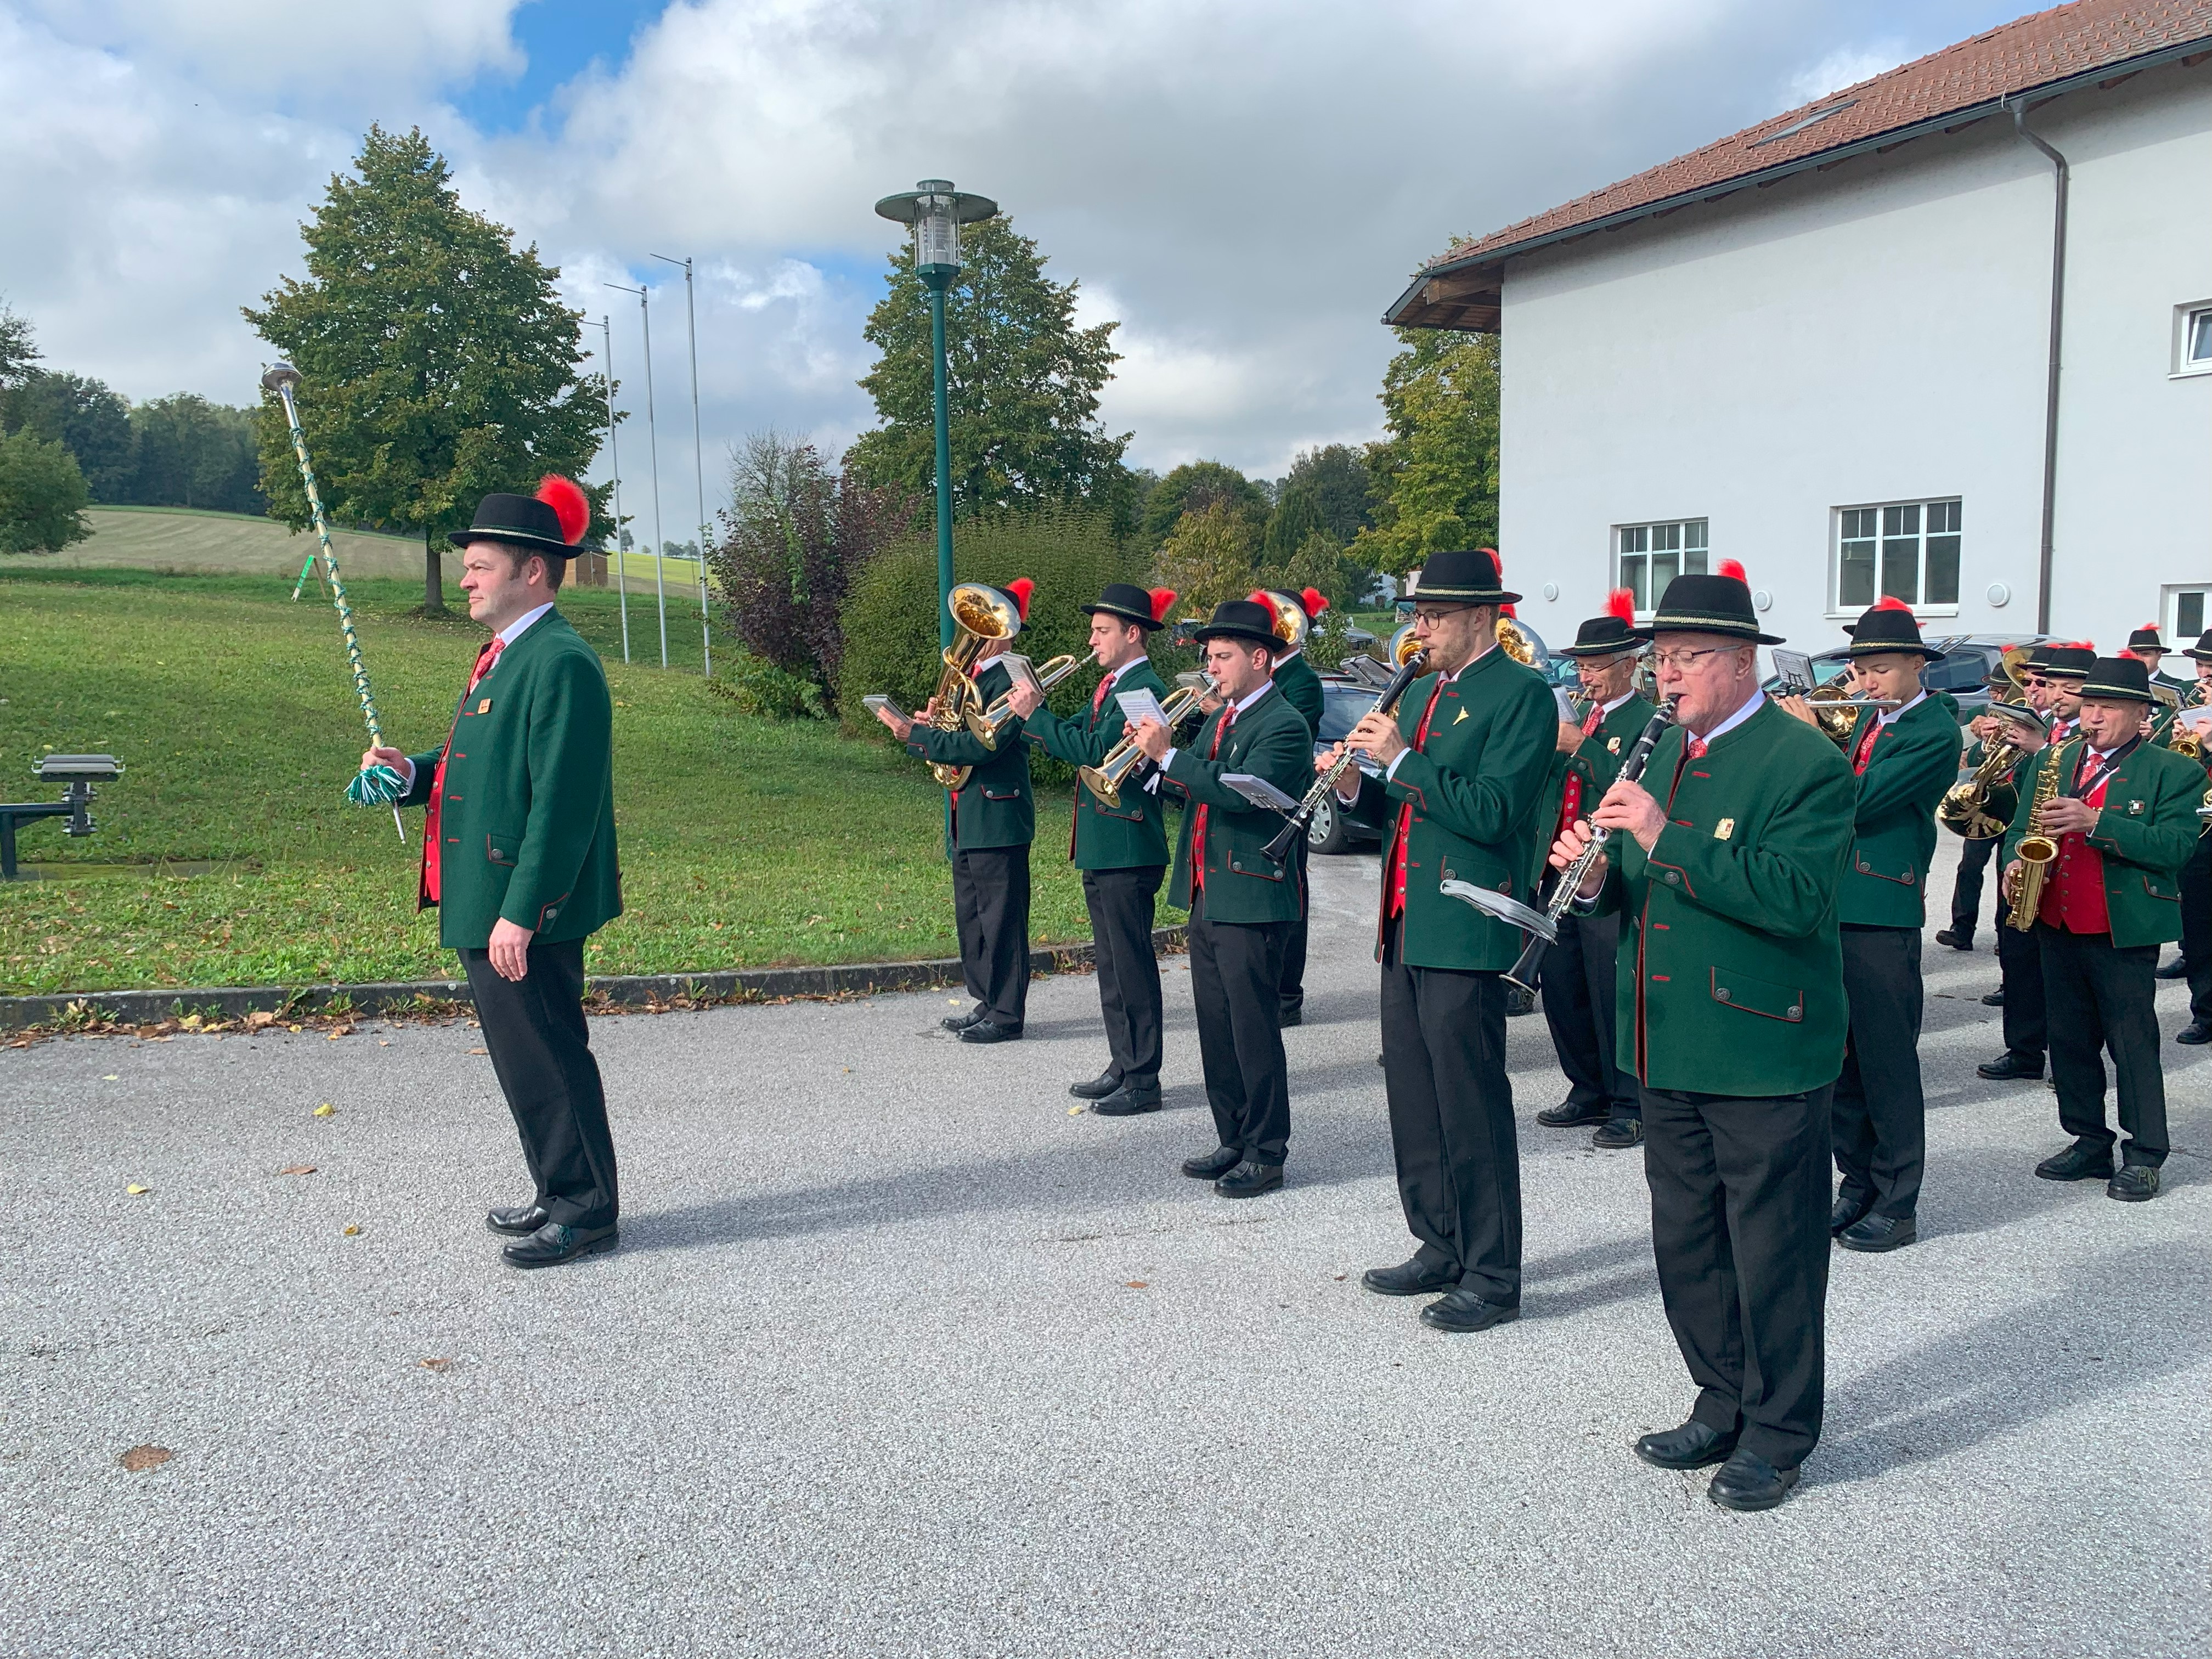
[[1763, 632, 2046, 724], [1305, 675, 1393, 854]]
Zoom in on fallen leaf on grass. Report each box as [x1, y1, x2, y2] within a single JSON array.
[[419, 1358, 453, 1373], [244, 1011, 277, 1032], [342, 1224, 363, 1236], [1125, 1280, 1149, 1289], [278, 1165, 317, 1177], [313, 1103, 335, 1116], [125, 1184, 151, 1197], [119, 1444, 172, 1472]]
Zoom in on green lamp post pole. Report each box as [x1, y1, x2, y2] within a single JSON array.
[[875, 179, 997, 650]]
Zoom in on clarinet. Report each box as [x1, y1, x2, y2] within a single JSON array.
[[1260, 650, 1430, 864], [1504, 696, 1680, 993]]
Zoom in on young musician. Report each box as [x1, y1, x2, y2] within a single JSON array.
[[1254, 587, 1329, 1029], [873, 579, 1037, 1046], [364, 480, 624, 1270], [1131, 599, 1314, 1197], [2130, 623, 2194, 703], [2003, 657, 2201, 1201], [1534, 594, 1653, 1150], [1780, 599, 1961, 1254], [1324, 549, 1556, 1333], [1937, 662, 2029, 953], [1550, 566, 1855, 1510], [1007, 584, 1177, 1113]]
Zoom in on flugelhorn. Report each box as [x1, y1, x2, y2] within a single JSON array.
[[1080, 675, 1214, 809], [965, 650, 1093, 749]]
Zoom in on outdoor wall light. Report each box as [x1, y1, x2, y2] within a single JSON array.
[[1752, 589, 1774, 612], [1987, 582, 2011, 607], [1541, 582, 1560, 602]]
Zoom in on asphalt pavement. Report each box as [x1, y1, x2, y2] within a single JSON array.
[[4, 839, 2208, 1658]]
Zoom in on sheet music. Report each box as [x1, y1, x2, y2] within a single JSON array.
[[996, 653, 1039, 693], [1220, 772, 1300, 814], [1116, 687, 1170, 730]]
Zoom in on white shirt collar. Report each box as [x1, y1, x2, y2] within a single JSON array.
[[1100, 656, 1144, 690], [1692, 685, 1767, 744], [498, 602, 555, 647], [1598, 689, 1637, 718], [1878, 688, 1927, 726], [1231, 679, 1275, 715]]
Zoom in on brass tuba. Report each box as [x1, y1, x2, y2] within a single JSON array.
[[1496, 613, 1536, 666], [1251, 589, 1312, 651], [922, 583, 1023, 791]]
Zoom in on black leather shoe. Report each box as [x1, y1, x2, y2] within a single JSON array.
[[1634, 1419, 1737, 1470], [941, 1007, 985, 1031], [957, 1019, 1022, 1045], [502, 1221, 618, 1268], [1068, 1070, 1121, 1100], [1934, 927, 1974, 950], [1419, 1289, 1519, 1333], [1277, 1003, 1304, 1029], [2035, 1139, 2115, 1182], [1981, 986, 2006, 1006], [1592, 1118, 1643, 1149], [1829, 1191, 1873, 1236], [1977, 1050, 2043, 1081], [1181, 1145, 1242, 1180], [2177, 1019, 2212, 1046], [1537, 1099, 1609, 1128], [1837, 1213, 1916, 1252], [1361, 1257, 1458, 1296], [2155, 954, 2189, 980], [486, 1203, 550, 1237], [1707, 1449, 1799, 1511], [1091, 1080, 1161, 1116], [2108, 1164, 2161, 1202], [1215, 1161, 1284, 1199]]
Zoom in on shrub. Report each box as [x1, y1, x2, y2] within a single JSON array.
[[0, 425, 92, 554], [709, 647, 826, 720]]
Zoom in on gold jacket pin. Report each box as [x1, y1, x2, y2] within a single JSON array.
[[1607, 736, 1622, 754], [1454, 707, 1468, 724], [2126, 799, 2145, 815], [1714, 817, 1736, 840], [476, 698, 493, 714]]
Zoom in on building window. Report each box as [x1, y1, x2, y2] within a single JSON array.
[[1615, 519, 1708, 613], [1835, 499, 1960, 611], [2179, 304, 2212, 377], [2170, 588, 2209, 643]]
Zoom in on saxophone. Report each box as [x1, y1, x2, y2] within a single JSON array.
[[2005, 742, 2069, 931]]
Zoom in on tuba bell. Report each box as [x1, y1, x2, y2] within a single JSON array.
[[921, 582, 1024, 791], [1251, 589, 1312, 652]]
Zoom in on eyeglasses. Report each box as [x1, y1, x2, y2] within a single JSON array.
[[1409, 607, 1468, 628], [1650, 647, 1733, 672]]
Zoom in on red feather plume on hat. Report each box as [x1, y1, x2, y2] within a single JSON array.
[[1717, 559, 1747, 583], [2061, 637, 2095, 651], [1605, 588, 1636, 625], [535, 475, 589, 546], [2118, 648, 2141, 662], [1298, 586, 1329, 618], [1147, 587, 1176, 624], [1003, 577, 1034, 621], [2139, 620, 2162, 632], [1872, 595, 1914, 613]]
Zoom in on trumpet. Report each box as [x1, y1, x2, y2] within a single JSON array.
[[964, 651, 1093, 749], [1261, 645, 1429, 865], [1079, 676, 1214, 808], [916, 583, 1024, 791], [2006, 740, 2069, 930], [2165, 679, 2210, 760], [1805, 665, 1900, 744]]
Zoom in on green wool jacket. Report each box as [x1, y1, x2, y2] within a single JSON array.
[[1161, 683, 1314, 923], [1272, 652, 1327, 737], [1346, 644, 1559, 971], [2001, 737, 2199, 947], [1837, 695, 1963, 928], [1022, 658, 1172, 870], [905, 659, 1035, 853], [402, 611, 622, 951], [1595, 698, 1857, 1097]]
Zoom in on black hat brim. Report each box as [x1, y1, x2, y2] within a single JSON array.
[[1555, 639, 1647, 659], [1846, 639, 1946, 661], [448, 528, 578, 558], [1410, 585, 1521, 606], [1078, 601, 1164, 630], [1191, 624, 1283, 650]]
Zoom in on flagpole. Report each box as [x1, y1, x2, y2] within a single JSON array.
[[653, 253, 713, 676], [597, 314, 630, 664]]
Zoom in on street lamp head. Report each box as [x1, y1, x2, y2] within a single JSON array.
[[874, 178, 997, 278], [261, 362, 302, 395]]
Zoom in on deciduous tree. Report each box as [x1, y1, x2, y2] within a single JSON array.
[[0, 426, 92, 554], [1356, 329, 1499, 573], [1141, 460, 1267, 550]]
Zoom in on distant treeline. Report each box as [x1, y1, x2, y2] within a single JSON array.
[[0, 371, 264, 516]]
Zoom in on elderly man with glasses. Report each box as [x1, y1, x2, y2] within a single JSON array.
[[1548, 565, 1854, 1511]]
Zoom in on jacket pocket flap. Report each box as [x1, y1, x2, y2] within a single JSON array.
[[1852, 850, 1918, 885], [1709, 966, 1803, 1022], [485, 829, 522, 867], [1227, 856, 1284, 882], [980, 786, 1023, 802], [2142, 872, 2181, 901]]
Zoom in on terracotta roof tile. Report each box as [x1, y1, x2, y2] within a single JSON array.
[[1416, 0, 2211, 284]]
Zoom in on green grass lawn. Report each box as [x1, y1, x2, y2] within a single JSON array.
[[0, 567, 1150, 995]]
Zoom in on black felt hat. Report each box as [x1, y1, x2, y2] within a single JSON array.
[[1191, 598, 1285, 650], [2127, 624, 2165, 653], [2079, 656, 2153, 704], [1844, 598, 1945, 660], [1635, 569, 1782, 645], [1555, 614, 1644, 658], [1081, 583, 1175, 630], [2184, 630, 2212, 664], [2035, 644, 2095, 681], [1410, 548, 1519, 606], [448, 476, 590, 558]]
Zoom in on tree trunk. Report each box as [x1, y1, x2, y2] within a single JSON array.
[[422, 528, 445, 614]]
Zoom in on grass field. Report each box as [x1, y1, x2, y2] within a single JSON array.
[[0, 565, 1141, 995]]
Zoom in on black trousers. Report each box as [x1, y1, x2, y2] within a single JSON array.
[[2180, 833, 2212, 1024], [1831, 924, 1926, 1220], [1187, 889, 1291, 1164], [952, 844, 1030, 1028], [1380, 922, 1520, 1305], [1641, 1082, 1833, 1470], [1081, 864, 1165, 1082], [2038, 925, 2168, 1166], [1949, 834, 1996, 934], [1278, 834, 1311, 1017], [1996, 908, 2049, 1060], [1539, 910, 1634, 1119], [461, 939, 618, 1229]]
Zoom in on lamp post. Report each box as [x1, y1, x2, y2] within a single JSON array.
[[651, 252, 713, 676], [874, 179, 997, 649], [596, 314, 631, 665], [606, 280, 669, 668]]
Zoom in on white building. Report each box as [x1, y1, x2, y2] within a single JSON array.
[[1385, 0, 2212, 662]]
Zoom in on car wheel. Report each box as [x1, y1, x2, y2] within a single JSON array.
[[1308, 793, 1353, 855]]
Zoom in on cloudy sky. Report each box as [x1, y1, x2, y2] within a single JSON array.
[[2, 0, 2030, 523]]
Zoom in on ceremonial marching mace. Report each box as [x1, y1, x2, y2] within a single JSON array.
[[261, 362, 408, 840]]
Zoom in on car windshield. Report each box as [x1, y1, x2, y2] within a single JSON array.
[[1318, 685, 1371, 744]]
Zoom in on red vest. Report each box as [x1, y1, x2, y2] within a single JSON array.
[[1387, 680, 1449, 918], [2040, 747, 2119, 934]]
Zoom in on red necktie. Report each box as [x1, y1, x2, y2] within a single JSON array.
[[1582, 707, 1601, 738], [1190, 705, 1235, 893], [1093, 674, 1113, 713], [1685, 736, 1707, 761], [421, 636, 505, 904]]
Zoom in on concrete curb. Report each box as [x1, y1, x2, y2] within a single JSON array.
[[0, 927, 1189, 1031]]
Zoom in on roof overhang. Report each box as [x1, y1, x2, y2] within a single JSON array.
[[1383, 34, 2212, 332]]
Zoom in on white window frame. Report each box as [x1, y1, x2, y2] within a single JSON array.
[[1612, 518, 1709, 618], [1829, 498, 1961, 618], [2164, 585, 2212, 645], [2174, 302, 2212, 379]]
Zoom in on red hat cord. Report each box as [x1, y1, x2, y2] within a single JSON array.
[[1003, 577, 1034, 622], [1148, 587, 1177, 624], [536, 475, 590, 545]]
